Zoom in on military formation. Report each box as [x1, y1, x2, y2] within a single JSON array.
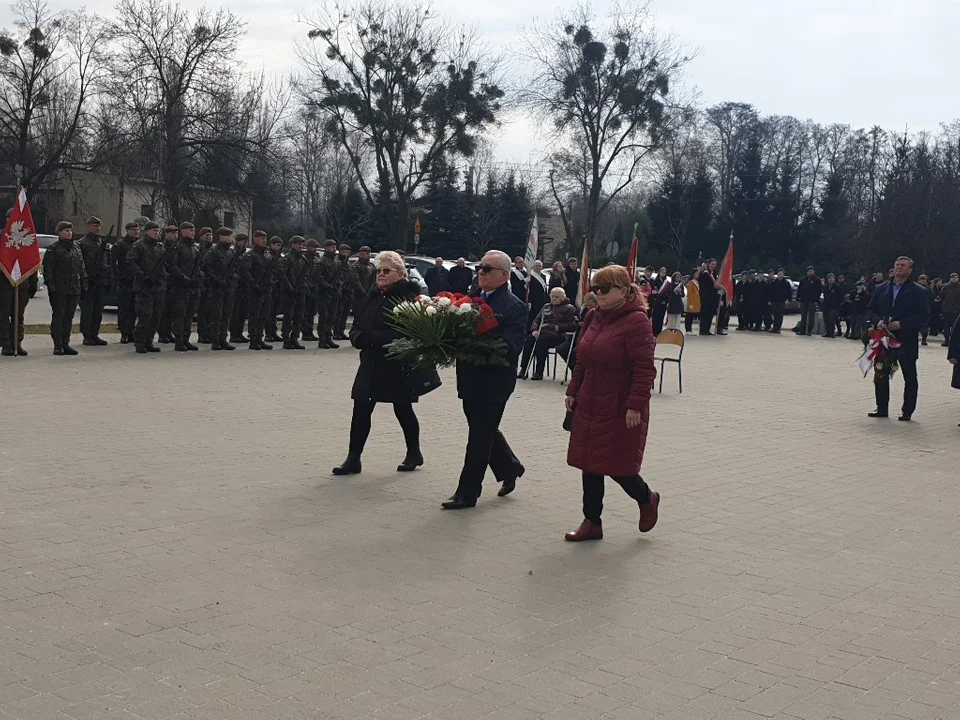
[[36, 216, 376, 355]]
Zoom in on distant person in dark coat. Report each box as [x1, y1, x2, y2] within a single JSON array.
[[797, 266, 823, 336], [423, 257, 450, 296], [564, 257, 581, 305], [443, 250, 528, 510], [866, 256, 930, 421], [448, 257, 473, 295], [526, 260, 548, 326], [334, 251, 423, 476]]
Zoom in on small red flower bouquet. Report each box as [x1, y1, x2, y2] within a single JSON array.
[[385, 292, 508, 371]]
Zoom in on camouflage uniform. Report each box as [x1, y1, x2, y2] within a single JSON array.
[[126, 227, 168, 352], [167, 237, 203, 350], [300, 246, 320, 340], [244, 240, 273, 349], [317, 247, 341, 347], [336, 256, 360, 338], [202, 233, 238, 350], [157, 230, 179, 342], [280, 240, 309, 348], [196, 230, 215, 341], [111, 227, 138, 342], [78, 228, 112, 344], [0, 274, 38, 355], [42, 232, 87, 354], [229, 237, 251, 342], [264, 240, 284, 341]]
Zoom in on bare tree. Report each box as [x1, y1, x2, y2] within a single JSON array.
[[297, 0, 505, 249], [0, 0, 108, 191], [524, 1, 690, 252]]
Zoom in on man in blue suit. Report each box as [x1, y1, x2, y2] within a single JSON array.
[[443, 250, 528, 509], [866, 256, 930, 421]]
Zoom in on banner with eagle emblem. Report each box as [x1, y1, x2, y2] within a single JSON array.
[[1, 188, 41, 286]]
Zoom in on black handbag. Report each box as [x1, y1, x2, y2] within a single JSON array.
[[563, 408, 575, 432], [405, 366, 442, 399]]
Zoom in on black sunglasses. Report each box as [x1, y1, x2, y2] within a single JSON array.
[[477, 265, 504, 274], [590, 284, 621, 295]]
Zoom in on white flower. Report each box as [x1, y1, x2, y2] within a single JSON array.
[[437, 297, 452, 308], [425, 305, 438, 316], [456, 303, 476, 314], [419, 296, 434, 305]]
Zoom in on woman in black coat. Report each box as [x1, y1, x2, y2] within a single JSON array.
[[333, 251, 423, 475]]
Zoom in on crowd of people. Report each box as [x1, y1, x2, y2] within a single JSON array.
[[0, 214, 380, 356]]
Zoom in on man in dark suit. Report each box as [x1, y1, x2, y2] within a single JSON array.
[[443, 250, 528, 510], [866, 256, 930, 421]]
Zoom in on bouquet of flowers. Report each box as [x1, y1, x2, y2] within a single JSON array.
[[858, 325, 901, 382], [385, 292, 509, 371]]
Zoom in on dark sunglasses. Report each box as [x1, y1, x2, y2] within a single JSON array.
[[477, 265, 503, 274], [590, 284, 621, 295], [375, 267, 397, 275]]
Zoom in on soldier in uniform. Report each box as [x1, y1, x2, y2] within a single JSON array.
[[281, 236, 308, 349], [156, 225, 179, 343], [167, 222, 202, 351], [196, 226, 215, 342], [125, 221, 167, 353], [300, 238, 321, 341], [42, 221, 87, 355], [112, 221, 139, 343], [243, 230, 274, 350], [202, 227, 238, 351], [229, 233, 251, 343], [355, 245, 375, 295], [78, 216, 112, 346], [317, 239, 341, 349], [264, 236, 284, 342], [0, 208, 38, 356], [334, 243, 357, 340]]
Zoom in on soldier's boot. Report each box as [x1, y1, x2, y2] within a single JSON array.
[[63, 345, 79, 356], [220, 336, 236, 351], [326, 333, 340, 349], [175, 341, 190, 351], [186, 341, 199, 351], [248, 340, 262, 351], [16, 345, 27, 356], [332, 454, 362, 476], [229, 334, 247, 344], [93, 337, 108, 345], [260, 341, 273, 350], [82, 337, 97, 346], [146, 344, 161, 352], [135, 346, 149, 354], [158, 334, 173, 344], [1, 346, 14, 356], [211, 343, 224, 351]]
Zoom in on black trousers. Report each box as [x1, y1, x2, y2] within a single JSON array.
[[265, 292, 281, 337], [133, 290, 163, 347], [650, 300, 665, 336], [206, 289, 235, 344], [0, 284, 30, 349], [281, 293, 305, 340], [770, 301, 785, 331], [455, 398, 522, 499], [49, 292, 79, 348], [117, 288, 136, 338], [520, 330, 564, 375], [301, 294, 318, 336], [799, 302, 817, 334], [80, 283, 106, 339], [849, 313, 866, 338], [336, 294, 352, 335], [230, 290, 248, 338], [684, 312, 696, 332], [317, 294, 336, 337], [169, 292, 200, 344], [348, 399, 421, 456], [763, 304, 774, 330], [698, 306, 716, 334], [875, 355, 918, 416], [822, 309, 839, 337], [582, 472, 651, 525]]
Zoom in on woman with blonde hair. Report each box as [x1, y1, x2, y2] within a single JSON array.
[[333, 251, 423, 475], [548, 261, 566, 292], [563, 264, 660, 541]]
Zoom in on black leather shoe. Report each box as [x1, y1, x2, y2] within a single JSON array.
[[531, 374, 543, 381], [229, 336, 245, 344], [63, 345, 79, 355], [94, 337, 108, 346], [186, 342, 199, 351], [266, 334, 283, 343], [120, 335, 131, 344], [1, 347, 14, 356], [332, 455, 362, 476], [326, 337, 340, 349], [497, 480, 515, 497], [867, 410, 889, 418], [147, 345, 161, 352], [248, 342, 261, 351], [260, 342, 273, 350], [211, 344, 223, 351], [397, 451, 424, 472], [54, 347, 65, 355], [135, 346, 148, 354], [175, 343, 190, 351], [441, 495, 477, 510], [16, 347, 27, 356], [898, 414, 912, 422], [82, 338, 97, 346], [222, 342, 236, 351]]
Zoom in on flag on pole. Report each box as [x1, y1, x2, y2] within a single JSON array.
[[1, 188, 42, 286], [523, 212, 539, 268], [576, 240, 590, 305], [626, 222, 639, 280], [717, 233, 735, 303]]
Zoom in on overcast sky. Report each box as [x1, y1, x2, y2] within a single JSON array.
[[4, 0, 958, 162]]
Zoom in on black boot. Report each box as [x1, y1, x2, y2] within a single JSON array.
[[260, 341, 273, 350], [326, 334, 340, 349], [63, 345, 79, 356], [1, 347, 14, 357], [186, 342, 199, 351], [94, 337, 108, 346], [332, 454, 362, 476], [248, 341, 261, 351], [175, 343, 190, 352], [397, 451, 424, 472]]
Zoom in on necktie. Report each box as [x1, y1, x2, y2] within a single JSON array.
[[481, 292, 488, 301]]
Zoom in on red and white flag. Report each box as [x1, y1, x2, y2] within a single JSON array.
[[523, 212, 539, 268], [717, 234, 735, 302], [1, 189, 42, 286]]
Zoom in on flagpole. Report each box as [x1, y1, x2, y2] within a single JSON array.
[[12, 283, 19, 358]]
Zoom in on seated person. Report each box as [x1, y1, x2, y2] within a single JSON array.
[[518, 287, 579, 380], [557, 292, 598, 371]]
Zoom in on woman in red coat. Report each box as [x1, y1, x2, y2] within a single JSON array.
[[564, 265, 660, 541]]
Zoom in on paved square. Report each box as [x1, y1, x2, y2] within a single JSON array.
[[1, 330, 959, 720]]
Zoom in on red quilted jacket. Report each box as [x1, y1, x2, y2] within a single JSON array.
[[566, 298, 657, 477]]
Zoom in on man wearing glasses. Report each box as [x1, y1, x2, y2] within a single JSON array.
[[443, 250, 529, 510]]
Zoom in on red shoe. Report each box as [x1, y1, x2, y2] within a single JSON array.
[[564, 520, 603, 542], [638, 491, 660, 533]]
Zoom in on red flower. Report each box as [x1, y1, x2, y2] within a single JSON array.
[[475, 302, 499, 335], [435, 291, 455, 300]]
